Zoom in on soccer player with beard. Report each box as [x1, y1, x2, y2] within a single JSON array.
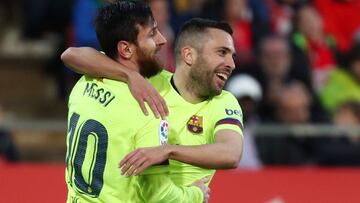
[[121, 18, 244, 187], [63, 17, 244, 192], [65, 1, 209, 203]]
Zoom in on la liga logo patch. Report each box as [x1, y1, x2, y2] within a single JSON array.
[[159, 120, 168, 145], [187, 115, 203, 134]]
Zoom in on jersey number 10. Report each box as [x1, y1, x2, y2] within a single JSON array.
[[66, 112, 109, 197]]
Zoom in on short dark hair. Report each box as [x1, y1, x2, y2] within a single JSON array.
[[95, 0, 154, 59], [174, 18, 233, 64]]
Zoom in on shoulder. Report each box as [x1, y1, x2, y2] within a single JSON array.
[[212, 90, 239, 105], [149, 70, 172, 83], [69, 75, 136, 107], [69, 75, 90, 99], [148, 70, 173, 95], [209, 90, 243, 122], [158, 69, 173, 78]]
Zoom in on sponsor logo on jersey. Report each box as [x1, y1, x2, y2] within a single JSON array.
[[225, 109, 242, 117], [187, 115, 203, 134], [159, 120, 168, 145]]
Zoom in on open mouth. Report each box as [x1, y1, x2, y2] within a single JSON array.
[[216, 73, 229, 81]]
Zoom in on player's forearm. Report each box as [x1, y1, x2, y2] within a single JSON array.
[[167, 142, 242, 169], [61, 47, 131, 82], [139, 174, 203, 203]]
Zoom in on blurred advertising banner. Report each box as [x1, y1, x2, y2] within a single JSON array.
[[1, 164, 360, 203], [210, 168, 360, 203]]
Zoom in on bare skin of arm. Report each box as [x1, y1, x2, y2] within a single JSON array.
[[61, 47, 169, 119], [119, 129, 243, 176]]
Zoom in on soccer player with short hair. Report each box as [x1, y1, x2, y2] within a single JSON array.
[[65, 1, 209, 203], [63, 16, 243, 191], [63, 9, 243, 203], [120, 18, 244, 186]]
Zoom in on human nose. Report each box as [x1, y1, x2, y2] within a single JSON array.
[[226, 55, 236, 70], [156, 31, 167, 46]]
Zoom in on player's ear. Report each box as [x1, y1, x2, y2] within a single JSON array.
[[182, 46, 197, 66], [117, 41, 133, 59]]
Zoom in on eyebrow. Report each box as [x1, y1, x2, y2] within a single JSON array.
[[149, 22, 158, 33], [152, 21, 158, 30], [147, 26, 157, 36], [218, 46, 236, 56]]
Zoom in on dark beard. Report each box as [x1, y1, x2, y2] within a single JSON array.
[[136, 48, 163, 78], [187, 55, 220, 100]]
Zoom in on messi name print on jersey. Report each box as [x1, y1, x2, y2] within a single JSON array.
[[187, 115, 203, 134]]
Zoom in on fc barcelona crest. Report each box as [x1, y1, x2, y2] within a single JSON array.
[[187, 115, 203, 134]]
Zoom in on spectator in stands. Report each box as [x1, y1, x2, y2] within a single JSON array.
[[313, 0, 360, 53], [23, 0, 72, 40], [169, 0, 206, 34], [265, 0, 308, 37], [1, 0, 71, 58], [149, 0, 175, 72], [320, 43, 360, 113], [0, 130, 18, 163], [353, 28, 360, 45], [256, 81, 326, 165], [256, 35, 317, 121], [201, 0, 261, 70], [256, 36, 292, 121], [291, 4, 338, 92], [72, 0, 113, 48], [267, 0, 294, 36], [226, 74, 263, 169], [19, 0, 74, 99], [0, 105, 19, 162], [316, 101, 360, 166], [72, 0, 98, 48], [223, 0, 254, 67]]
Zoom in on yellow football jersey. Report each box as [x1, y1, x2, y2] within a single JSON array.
[[149, 71, 244, 186], [66, 75, 203, 203]]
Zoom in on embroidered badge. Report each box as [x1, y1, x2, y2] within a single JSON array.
[[187, 115, 203, 134]]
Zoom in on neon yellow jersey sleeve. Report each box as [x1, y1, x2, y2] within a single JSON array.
[[138, 174, 203, 203], [211, 91, 244, 136]]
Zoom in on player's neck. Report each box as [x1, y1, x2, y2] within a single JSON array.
[[116, 58, 140, 73], [173, 70, 205, 104]]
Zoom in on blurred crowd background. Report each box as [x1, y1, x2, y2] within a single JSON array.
[[1, 0, 360, 168]]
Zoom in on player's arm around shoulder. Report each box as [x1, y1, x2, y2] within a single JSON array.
[[61, 47, 169, 119]]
